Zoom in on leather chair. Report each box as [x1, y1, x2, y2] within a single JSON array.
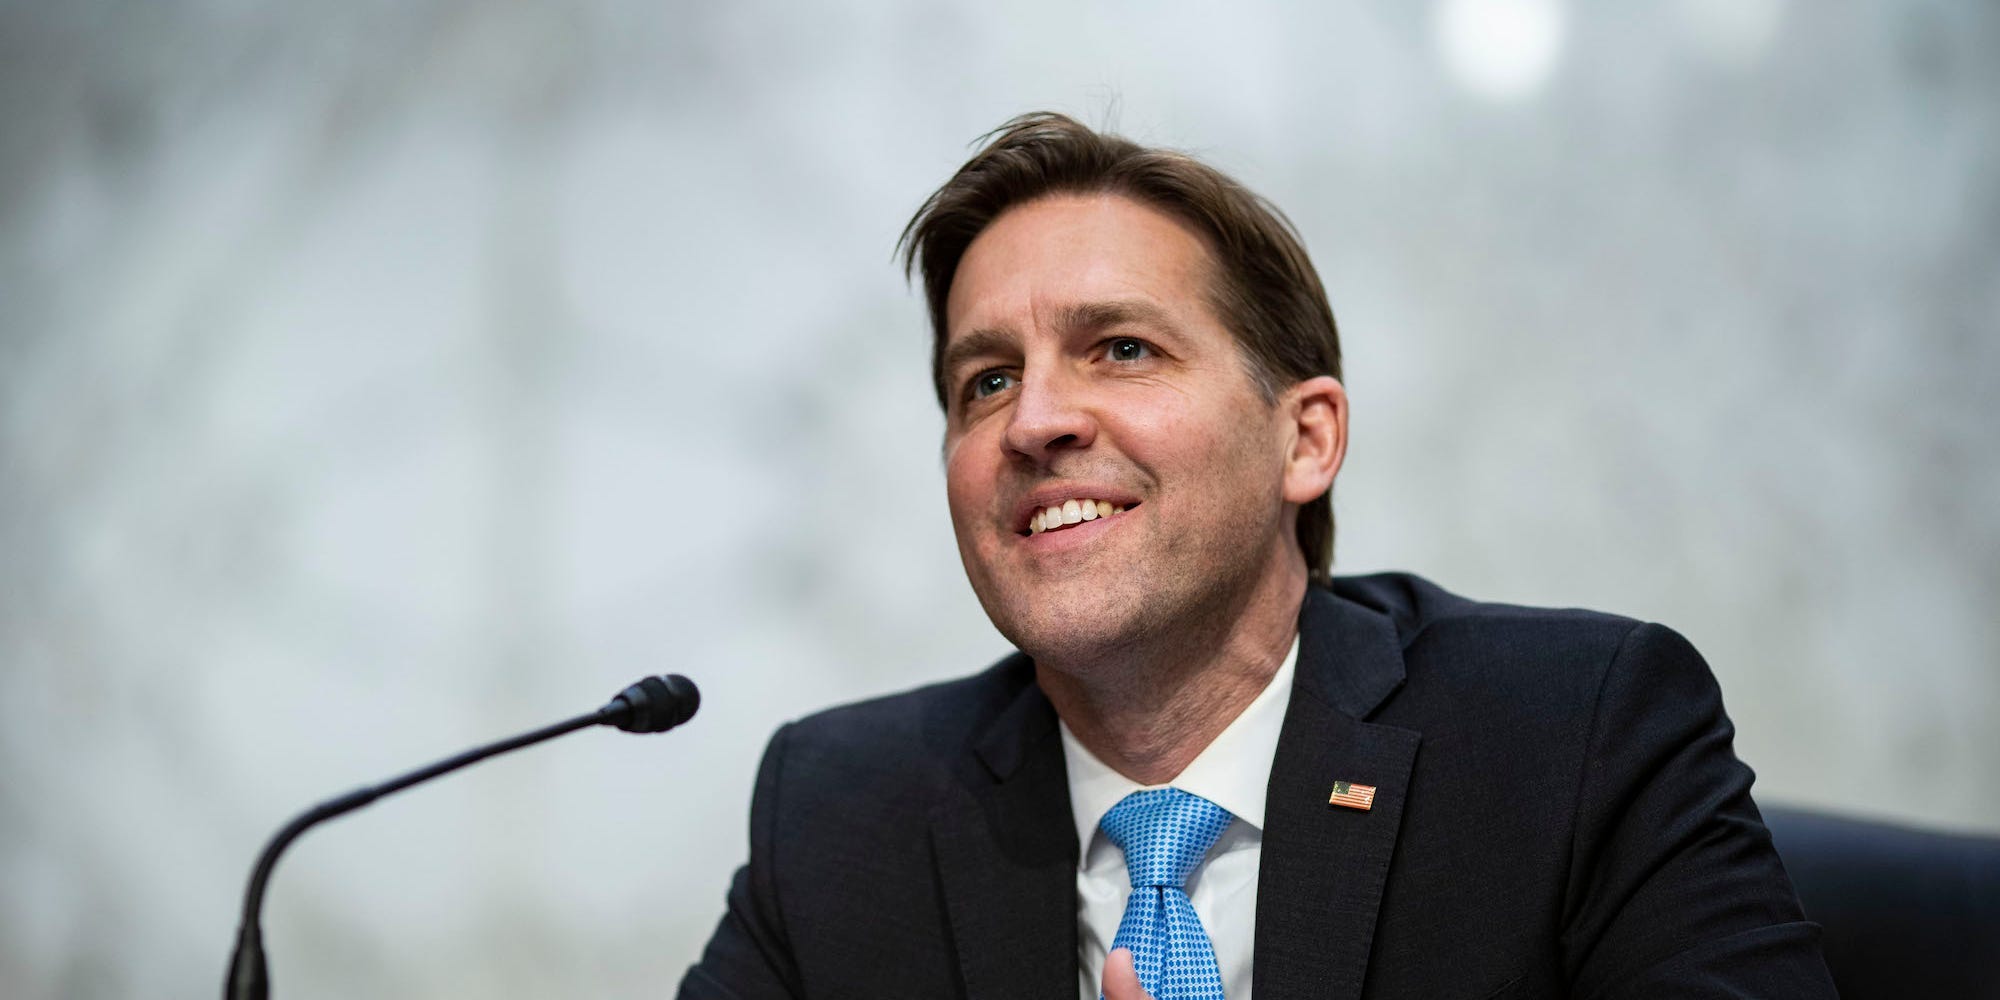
[[1761, 805, 2000, 999]]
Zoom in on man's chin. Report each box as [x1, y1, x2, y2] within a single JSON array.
[[986, 596, 1154, 670]]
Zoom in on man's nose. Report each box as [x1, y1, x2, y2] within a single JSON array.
[[1002, 368, 1096, 461]]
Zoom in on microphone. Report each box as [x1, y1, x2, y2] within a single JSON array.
[[224, 674, 700, 1000], [607, 673, 700, 733]]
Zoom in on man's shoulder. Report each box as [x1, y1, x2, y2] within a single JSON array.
[[1330, 570, 1645, 658], [777, 651, 1036, 771], [1327, 571, 1695, 723]]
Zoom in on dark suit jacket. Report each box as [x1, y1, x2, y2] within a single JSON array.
[[679, 573, 1836, 999]]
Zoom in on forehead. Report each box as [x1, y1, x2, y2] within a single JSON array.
[[943, 193, 1220, 341]]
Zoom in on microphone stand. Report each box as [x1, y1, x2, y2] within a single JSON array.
[[225, 675, 696, 1000]]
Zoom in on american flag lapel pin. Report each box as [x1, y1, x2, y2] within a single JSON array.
[[1329, 779, 1377, 811]]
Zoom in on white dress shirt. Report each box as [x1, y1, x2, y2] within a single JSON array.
[[1060, 635, 1298, 1000]]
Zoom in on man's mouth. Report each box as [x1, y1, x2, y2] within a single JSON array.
[[1022, 498, 1138, 537]]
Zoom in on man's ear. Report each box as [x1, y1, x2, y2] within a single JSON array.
[[1282, 376, 1347, 505]]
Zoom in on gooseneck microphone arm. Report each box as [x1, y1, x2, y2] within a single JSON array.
[[225, 674, 699, 1000]]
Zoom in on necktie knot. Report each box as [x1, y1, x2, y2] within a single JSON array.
[[1099, 788, 1234, 890]]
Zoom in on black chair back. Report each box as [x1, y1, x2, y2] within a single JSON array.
[[1762, 805, 2000, 1000]]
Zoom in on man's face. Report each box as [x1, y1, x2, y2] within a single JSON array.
[[941, 193, 1301, 667]]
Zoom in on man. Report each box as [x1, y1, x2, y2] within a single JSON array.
[[678, 113, 1835, 999]]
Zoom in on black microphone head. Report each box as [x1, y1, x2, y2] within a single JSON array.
[[609, 674, 700, 733]]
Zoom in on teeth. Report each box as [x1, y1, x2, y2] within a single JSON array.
[[1026, 498, 1132, 535]]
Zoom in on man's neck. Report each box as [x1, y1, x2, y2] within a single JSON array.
[[1035, 564, 1307, 786]]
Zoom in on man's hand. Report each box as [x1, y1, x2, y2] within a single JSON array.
[[1101, 947, 1156, 1000]]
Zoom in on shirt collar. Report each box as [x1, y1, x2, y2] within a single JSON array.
[[1058, 633, 1299, 859]]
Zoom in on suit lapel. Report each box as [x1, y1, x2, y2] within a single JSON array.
[[1254, 588, 1422, 1000], [932, 663, 1078, 1000]]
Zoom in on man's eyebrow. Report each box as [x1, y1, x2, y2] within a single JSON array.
[[941, 300, 1176, 379], [1052, 299, 1175, 335], [940, 328, 1016, 380]]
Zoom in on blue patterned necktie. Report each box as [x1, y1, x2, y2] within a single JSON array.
[[1099, 788, 1234, 1000]]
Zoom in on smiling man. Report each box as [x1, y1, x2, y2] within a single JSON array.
[[678, 114, 1835, 1000]]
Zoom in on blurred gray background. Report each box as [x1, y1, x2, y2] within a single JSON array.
[[2, 0, 1995, 996]]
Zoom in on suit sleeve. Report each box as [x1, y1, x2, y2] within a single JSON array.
[[1561, 622, 1838, 999], [678, 723, 804, 1000]]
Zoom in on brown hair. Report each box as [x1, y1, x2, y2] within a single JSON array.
[[897, 112, 1344, 583]]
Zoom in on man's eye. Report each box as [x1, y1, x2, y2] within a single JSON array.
[[971, 371, 1017, 398], [1105, 338, 1150, 362]]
